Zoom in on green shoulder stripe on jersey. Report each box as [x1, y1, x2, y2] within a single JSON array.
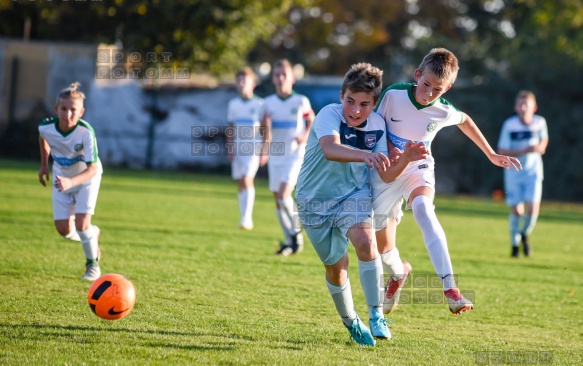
[[438, 97, 461, 113], [77, 119, 99, 163], [39, 116, 58, 126], [375, 83, 413, 112], [436, 96, 463, 123]]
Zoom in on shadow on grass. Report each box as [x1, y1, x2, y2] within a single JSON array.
[[0, 322, 306, 351]]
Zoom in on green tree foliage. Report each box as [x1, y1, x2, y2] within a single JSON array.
[[1, 0, 312, 75]]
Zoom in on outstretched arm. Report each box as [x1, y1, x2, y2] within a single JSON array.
[[457, 113, 522, 171], [319, 135, 390, 171]]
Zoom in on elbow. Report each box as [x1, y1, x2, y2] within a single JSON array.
[[321, 146, 334, 160]]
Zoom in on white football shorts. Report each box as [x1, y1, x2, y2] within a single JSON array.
[[231, 155, 260, 180], [372, 165, 435, 230], [52, 174, 102, 220], [268, 158, 303, 192]]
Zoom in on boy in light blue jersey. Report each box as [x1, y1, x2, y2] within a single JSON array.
[[296, 63, 428, 346], [38, 82, 103, 281], [498, 90, 548, 257]]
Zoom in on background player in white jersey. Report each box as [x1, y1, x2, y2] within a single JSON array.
[[226, 67, 268, 231], [38, 82, 103, 281], [296, 63, 428, 346], [264, 59, 315, 256], [371, 48, 522, 316], [497, 90, 548, 257]]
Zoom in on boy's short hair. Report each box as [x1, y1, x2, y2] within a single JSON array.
[[56, 82, 85, 104], [516, 90, 536, 104], [418, 48, 459, 85], [236, 67, 256, 80], [272, 59, 293, 71], [341, 63, 383, 102]]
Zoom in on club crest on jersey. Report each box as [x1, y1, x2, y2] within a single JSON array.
[[426, 121, 438, 133], [74, 143, 83, 151], [364, 134, 377, 148], [291, 107, 298, 114]]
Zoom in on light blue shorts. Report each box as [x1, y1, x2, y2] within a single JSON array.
[[504, 178, 542, 206], [298, 189, 373, 266]]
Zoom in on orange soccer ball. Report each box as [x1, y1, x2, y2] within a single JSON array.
[[87, 274, 136, 320]]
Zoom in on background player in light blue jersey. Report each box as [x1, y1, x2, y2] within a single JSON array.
[[296, 63, 428, 346], [226, 67, 268, 231], [38, 82, 103, 281], [498, 90, 548, 257], [264, 59, 315, 256], [372, 48, 522, 317]]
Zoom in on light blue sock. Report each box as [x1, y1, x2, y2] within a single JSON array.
[[326, 277, 356, 327], [509, 213, 521, 247], [522, 214, 538, 236], [358, 257, 384, 320]]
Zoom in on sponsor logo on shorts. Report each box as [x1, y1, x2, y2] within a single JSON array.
[[418, 163, 428, 169], [390, 117, 403, 122]]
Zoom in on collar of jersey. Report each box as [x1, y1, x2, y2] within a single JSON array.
[[276, 91, 295, 101], [408, 83, 438, 110], [55, 120, 79, 137]]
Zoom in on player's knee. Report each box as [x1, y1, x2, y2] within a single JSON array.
[[54, 221, 72, 236], [411, 195, 435, 219]]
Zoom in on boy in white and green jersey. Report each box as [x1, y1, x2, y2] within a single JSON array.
[[227, 67, 268, 231], [38, 82, 103, 281], [372, 48, 522, 316], [264, 59, 315, 255]]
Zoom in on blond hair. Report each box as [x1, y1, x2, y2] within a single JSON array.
[[341, 63, 383, 103], [516, 90, 536, 104], [418, 48, 459, 84], [56, 82, 85, 104]]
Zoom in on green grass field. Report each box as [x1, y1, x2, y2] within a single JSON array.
[[1, 158, 582, 365]]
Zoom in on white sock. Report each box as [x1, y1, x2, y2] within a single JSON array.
[[278, 196, 300, 234], [510, 213, 521, 247], [63, 231, 81, 241], [358, 257, 384, 320], [275, 208, 292, 244], [522, 213, 538, 236], [238, 190, 247, 222], [380, 247, 405, 280], [326, 277, 357, 327], [77, 226, 99, 262], [238, 188, 255, 227], [411, 195, 456, 290]]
